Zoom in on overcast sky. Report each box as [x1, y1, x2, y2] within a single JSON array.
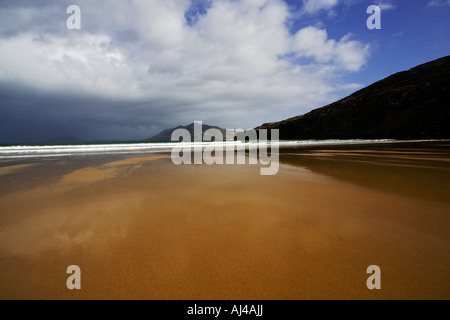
[[0, 0, 449, 143]]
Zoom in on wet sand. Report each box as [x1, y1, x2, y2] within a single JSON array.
[[0, 141, 449, 300]]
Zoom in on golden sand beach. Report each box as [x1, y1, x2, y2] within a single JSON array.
[[0, 142, 449, 299]]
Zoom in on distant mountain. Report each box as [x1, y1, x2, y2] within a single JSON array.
[[145, 123, 227, 142], [257, 56, 450, 140]]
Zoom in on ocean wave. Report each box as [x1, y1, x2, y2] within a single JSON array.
[[0, 139, 399, 159]]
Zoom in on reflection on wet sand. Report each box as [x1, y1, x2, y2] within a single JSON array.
[[0, 142, 449, 300], [280, 141, 450, 204]]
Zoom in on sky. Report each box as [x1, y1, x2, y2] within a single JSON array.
[[0, 0, 449, 143]]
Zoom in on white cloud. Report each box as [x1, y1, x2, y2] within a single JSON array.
[[375, 1, 396, 11], [292, 27, 370, 71], [302, 0, 339, 14], [0, 0, 370, 131], [427, 0, 450, 7]]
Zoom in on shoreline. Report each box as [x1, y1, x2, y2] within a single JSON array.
[[1, 139, 450, 160]]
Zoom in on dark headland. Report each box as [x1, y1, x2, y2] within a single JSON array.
[[257, 56, 450, 140]]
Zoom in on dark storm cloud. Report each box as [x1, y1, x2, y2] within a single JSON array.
[[0, 82, 186, 143]]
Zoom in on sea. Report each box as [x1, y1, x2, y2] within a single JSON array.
[[0, 139, 398, 160]]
